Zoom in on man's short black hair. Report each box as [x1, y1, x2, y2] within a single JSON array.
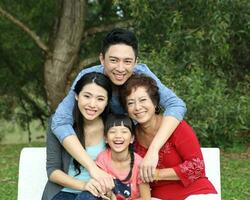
[[101, 28, 138, 58]]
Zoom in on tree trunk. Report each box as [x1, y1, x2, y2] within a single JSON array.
[[44, 0, 86, 112]]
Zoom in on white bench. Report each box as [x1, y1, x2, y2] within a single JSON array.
[[17, 147, 221, 200]]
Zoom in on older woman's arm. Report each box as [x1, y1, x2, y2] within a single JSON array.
[[135, 183, 151, 200], [154, 121, 205, 187], [154, 168, 179, 181], [140, 116, 179, 182]]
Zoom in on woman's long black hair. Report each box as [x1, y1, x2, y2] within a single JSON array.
[[72, 72, 112, 175], [104, 113, 135, 182]]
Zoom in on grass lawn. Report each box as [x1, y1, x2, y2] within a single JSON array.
[[0, 143, 249, 200]]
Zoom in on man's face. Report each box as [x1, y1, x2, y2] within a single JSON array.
[[100, 44, 137, 85]]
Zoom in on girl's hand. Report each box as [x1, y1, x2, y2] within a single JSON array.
[[140, 149, 159, 182], [89, 166, 114, 193]]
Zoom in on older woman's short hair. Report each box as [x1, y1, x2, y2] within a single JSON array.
[[120, 74, 161, 114]]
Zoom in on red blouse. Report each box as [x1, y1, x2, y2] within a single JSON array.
[[134, 121, 217, 200]]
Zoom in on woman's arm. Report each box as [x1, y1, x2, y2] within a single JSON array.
[[47, 119, 111, 196], [140, 116, 179, 182], [49, 170, 85, 190], [135, 183, 151, 200], [154, 168, 179, 181], [62, 135, 114, 193], [50, 170, 103, 197], [156, 121, 205, 187]]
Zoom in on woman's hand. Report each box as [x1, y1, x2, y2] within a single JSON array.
[[89, 166, 114, 193], [84, 178, 103, 197], [140, 148, 159, 182], [101, 191, 117, 200]]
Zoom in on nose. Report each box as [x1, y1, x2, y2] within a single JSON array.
[[114, 131, 123, 138], [89, 98, 96, 107], [135, 101, 141, 110], [116, 61, 125, 72]]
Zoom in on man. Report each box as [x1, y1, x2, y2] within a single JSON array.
[[51, 28, 186, 193]]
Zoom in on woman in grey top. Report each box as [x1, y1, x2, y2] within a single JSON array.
[[42, 72, 114, 200]]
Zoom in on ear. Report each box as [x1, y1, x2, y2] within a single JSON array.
[[130, 135, 135, 143], [75, 94, 78, 101], [135, 56, 138, 64], [99, 53, 104, 66]]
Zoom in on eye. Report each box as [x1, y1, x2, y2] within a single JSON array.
[[124, 60, 132, 64], [122, 130, 129, 134], [127, 101, 134, 106], [110, 58, 118, 63], [83, 94, 90, 98], [140, 98, 147, 102], [108, 130, 116, 134], [97, 97, 105, 101]]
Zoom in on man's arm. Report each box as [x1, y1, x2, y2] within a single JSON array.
[[136, 64, 187, 182], [51, 65, 103, 142], [136, 63, 186, 121]]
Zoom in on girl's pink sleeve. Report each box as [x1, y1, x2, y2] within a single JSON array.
[[172, 121, 205, 187], [96, 151, 108, 171]]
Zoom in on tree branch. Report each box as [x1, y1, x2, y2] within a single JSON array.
[[84, 19, 133, 38], [70, 56, 99, 79], [66, 56, 99, 91], [19, 89, 49, 127], [78, 56, 99, 69], [0, 5, 49, 53]]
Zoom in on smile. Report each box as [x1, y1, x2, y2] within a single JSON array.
[[113, 73, 125, 80], [85, 109, 97, 115], [134, 111, 146, 117]]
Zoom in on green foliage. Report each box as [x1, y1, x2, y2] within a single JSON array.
[[0, 0, 54, 129], [0, 0, 249, 147], [125, 0, 250, 147], [178, 68, 249, 148], [142, 46, 250, 148], [129, 0, 250, 76]]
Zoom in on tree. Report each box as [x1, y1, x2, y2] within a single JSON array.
[[0, 0, 249, 147], [0, 0, 133, 127]]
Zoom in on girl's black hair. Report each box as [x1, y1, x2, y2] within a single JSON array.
[[104, 113, 135, 182], [72, 72, 112, 175]]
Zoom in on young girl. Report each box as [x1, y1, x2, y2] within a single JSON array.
[[78, 114, 151, 200], [42, 72, 114, 200]]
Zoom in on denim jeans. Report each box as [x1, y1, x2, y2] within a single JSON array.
[[52, 191, 77, 200], [75, 191, 102, 200]]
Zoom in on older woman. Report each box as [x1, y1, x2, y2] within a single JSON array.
[[120, 74, 218, 200]]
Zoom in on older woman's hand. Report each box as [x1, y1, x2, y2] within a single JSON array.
[[140, 148, 159, 182]]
